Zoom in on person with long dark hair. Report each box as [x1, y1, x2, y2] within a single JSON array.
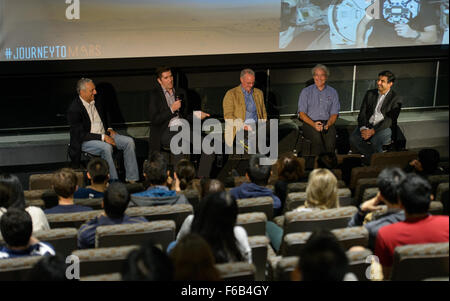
[[178, 191, 251, 264], [0, 173, 50, 233]]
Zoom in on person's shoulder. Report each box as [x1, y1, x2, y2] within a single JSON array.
[[25, 206, 46, 217], [253, 87, 264, 95], [33, 242, 56, 256]]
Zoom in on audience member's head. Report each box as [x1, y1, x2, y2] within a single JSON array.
[[397, 173, 432, 215], [122, 242, 174, 281], [175, 159, 196, 191], [102, 182, 130, 219], [87, 157, 110, 184], [293, 229, 349, 281], [191, 191, 242, 263], [246, 154, 272, 186], [377, 167, 406, 205], [52, 168, 78, 199], [0, 173, 25, 209], [305, 168, 339, 209], [200, 179, 225, 199], [143, 152, 169, 187], [418, 148, 441, 174], [276, 153, 305, 182], [316, 152, 338, 170], [170, 233, 221, 281], [0, 208, 32, 248], [27, 254, 74, 281]]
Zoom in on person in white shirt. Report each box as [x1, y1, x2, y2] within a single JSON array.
[[349, 70, 402, 165], [67, 78, 139, 183], [0, 173, 50, 234]]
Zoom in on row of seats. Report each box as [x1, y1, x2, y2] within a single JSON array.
[[269, 241, 449, 281]]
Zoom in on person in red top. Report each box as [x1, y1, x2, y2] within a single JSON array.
[[375, 173, 449, 279]]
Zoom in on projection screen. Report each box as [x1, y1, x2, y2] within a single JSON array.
[[0, 0, 448, 61]]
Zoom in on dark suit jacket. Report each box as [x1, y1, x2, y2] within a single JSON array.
[[67, 96, 111, 166], [148, 86, 193, 154], [357, 89, 402, 133]]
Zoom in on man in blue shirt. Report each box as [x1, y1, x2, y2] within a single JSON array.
[[77, 182, 147, 249], [0, 208, 55, 259], [297, 64, 340, 156], [130, 152, 188, 206], [74, 157, 109, 199]]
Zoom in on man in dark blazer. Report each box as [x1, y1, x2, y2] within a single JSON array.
[[149, 67, 214, 176], [350, 70, 402, 164], [67, 78, 139, 182], [149, 67, 210, 153]]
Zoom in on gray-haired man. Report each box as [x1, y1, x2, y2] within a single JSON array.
[[67, 78, 139, 183]]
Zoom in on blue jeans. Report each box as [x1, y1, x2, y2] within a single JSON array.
[[82, 134, 139, 181], [350, 127, 392, 162]]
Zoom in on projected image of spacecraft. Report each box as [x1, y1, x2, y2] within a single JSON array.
[[328, 0, 373, 47], [279, 0, 328, 48]]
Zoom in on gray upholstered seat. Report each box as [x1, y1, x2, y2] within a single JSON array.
[[248, 235, 269, 281], [236, 196, 274, 220], [215, 262, 256, 281], [281, 226, 369, 256], [125, 204, 193, 234], [283, 206, 358, 235], [33, 228, 78, 258], [0, 256, 43, 281], [95, 220, 176, 250], [390, 242, 449, 281], [46, 210, 103, 229], [72, 245, 139, 277], [236, 212, 267, 236]]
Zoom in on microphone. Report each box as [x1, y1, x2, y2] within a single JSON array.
[[174, 94, 182, 116]]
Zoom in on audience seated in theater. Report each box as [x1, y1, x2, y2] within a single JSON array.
[[374, 173, 449, 279], [130, 151, 188, 206], [274, 153, 306, 213], [200, 178, 225, 199], [171, 159, 201, 194], [230, 154, 281, 216], [403, 148, 445, 178], [348, 168, 406, 250], [174, 191, 252, 264], [44, 168, 93, 214], [266, 168, 340, 252], [122, 241, 174, 281], [77, 182, 147, 249], [0, 173, 50, 233], [170, 233, 221, 281], [0, 208, 55, 259], [291, 229, 356, 281], [74, 157, 109, 199], [27, 254, 75, 281]]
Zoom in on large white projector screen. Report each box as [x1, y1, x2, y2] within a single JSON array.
[[0, 0, 448, 61]]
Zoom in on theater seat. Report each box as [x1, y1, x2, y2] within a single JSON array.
[[390, 242, 449, 281], [215, 262, 256, 281], [95, 220, 176, 250], [72, 245, 139, 277]]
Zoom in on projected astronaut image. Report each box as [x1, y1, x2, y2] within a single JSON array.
[[279, 0, 449, 50]]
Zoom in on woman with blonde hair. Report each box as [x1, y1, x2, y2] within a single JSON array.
[[301, 168, 339, 211], [267, 168, 340, 253]]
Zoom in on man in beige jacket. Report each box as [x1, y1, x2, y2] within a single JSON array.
[[222, 69, 267, 150]]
